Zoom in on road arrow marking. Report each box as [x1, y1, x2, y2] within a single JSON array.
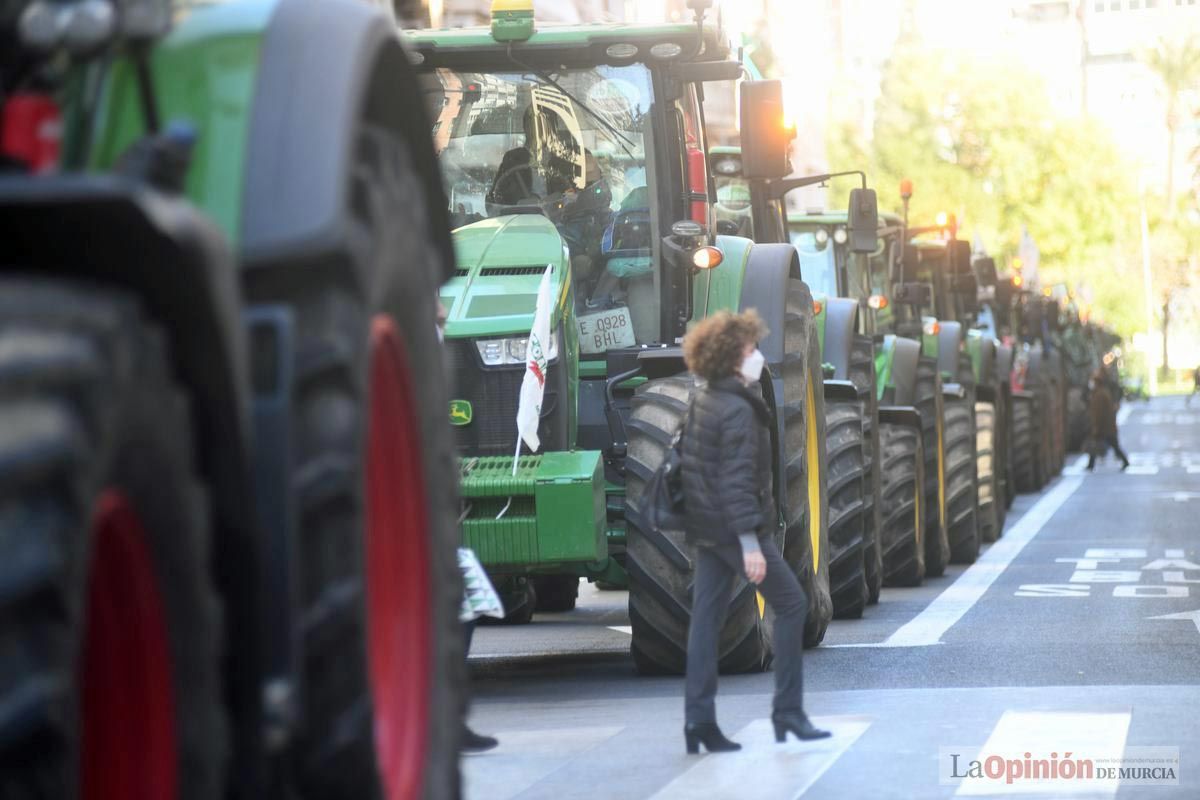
[[1148, 608, 1200, 635]]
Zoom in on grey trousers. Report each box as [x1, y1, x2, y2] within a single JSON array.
[[684, 538, 808, 724]]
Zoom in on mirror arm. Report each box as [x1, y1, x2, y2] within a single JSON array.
[[767, 170, 867, 201]]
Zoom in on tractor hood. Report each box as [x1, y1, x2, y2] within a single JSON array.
[[441, 214, 570, 338]]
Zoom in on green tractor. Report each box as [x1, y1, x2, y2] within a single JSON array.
[[710, 148, 887, 614], [1, 0, 465, 796], [410, 7, 867, 671], [993, 279, 1069, 491], [969, 253, 1017, 536]]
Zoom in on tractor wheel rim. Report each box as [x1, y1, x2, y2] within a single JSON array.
[[365, 314, 432, 799], [81, 490, 178, 800]]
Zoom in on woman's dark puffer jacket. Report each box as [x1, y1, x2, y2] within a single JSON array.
[[681, 376, 775, 548]]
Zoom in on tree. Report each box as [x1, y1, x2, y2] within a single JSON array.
[[1141, 36, 1200, 210], [827, 44, 1141, 336]]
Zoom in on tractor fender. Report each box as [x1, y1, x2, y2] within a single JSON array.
[[1025, 345, 1046, 384], [241, 0, 455, 286], [739, 242, 800, 370], [887, 335, 922, 406], [879, 405, 922, 430], [823, 379, 858, 403], [821, 296, 859, 381], [937, 320, 963, 380], [995, 343, 1015, 386], [0, 176, 254, 537], [975, 335, 997, 388]]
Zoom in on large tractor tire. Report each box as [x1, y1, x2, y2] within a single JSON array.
[[625, 375, 773, 675], [533, 575, 580, 612], [915, 356, 950, 577], [994, 390, 1011, 531], [879, 422, 926, 586], [783, 281, 833, 649], [975, 402, 1001, 544], [825, 398, 868, 619], [1011, 395, 1039, 493], [243, 121, 463, 799], [944, 396, 980, 563], [849, 335, 883, 605], [1067, 386, 1089, 453], [0, 280, 227, 799]]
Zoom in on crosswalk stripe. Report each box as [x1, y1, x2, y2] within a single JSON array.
[[462, 725, 625, 800], [648, 715, 872, 800], [954, 711, 1130, 796]]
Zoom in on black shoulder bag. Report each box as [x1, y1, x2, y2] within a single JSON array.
[[644, 403, 694, 533]]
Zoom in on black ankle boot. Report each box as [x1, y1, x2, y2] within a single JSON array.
[[462, 725, 499, 753], [771, 711, 831, 742], [684, 722, 742, 754]]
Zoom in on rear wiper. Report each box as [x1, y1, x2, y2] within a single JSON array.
[[505, 44, 638, 161]]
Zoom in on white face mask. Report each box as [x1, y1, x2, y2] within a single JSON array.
[[739, 348, 766, 384]]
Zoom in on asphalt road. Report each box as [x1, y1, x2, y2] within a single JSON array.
[[463, 396, 1199, 799]]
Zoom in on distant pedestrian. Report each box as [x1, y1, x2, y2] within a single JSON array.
[[678, 309, 830, 755], [1188, 365, 1200, 407], [1087, 369, 1130, 472]]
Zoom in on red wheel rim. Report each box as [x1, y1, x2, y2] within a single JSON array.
[[365, 315, 432, 799], [81, 490, 178, 800]]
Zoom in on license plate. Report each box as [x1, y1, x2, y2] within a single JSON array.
[[578, 306, 636, 354]]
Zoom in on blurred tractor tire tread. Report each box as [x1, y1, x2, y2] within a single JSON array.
[[625, 375, 772, 675], [0, 279, 227, 799], [975, 401, 1000, 544], [848, 334, 883, 605], [944, 397, 980, 564], [532, 575, 579, 613], [825, 398, 868, 620], [915, 357, 950, 578], [879, 422, 926, 587], [246, 123, 463, 799], [1011, 397, 1039, 494]]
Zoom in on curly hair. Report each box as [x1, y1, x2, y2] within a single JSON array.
[[683, 309, 768, 382]]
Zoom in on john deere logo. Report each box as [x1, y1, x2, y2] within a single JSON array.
[[449, 400, 473, 426]]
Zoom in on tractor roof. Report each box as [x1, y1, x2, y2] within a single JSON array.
[[407, 21, 730, 66]]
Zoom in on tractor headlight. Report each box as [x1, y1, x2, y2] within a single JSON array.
[[833, 227, 848, 245], [476, 332, 558, 366]]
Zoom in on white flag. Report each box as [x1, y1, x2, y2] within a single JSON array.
[[515, 265, 554, 456]]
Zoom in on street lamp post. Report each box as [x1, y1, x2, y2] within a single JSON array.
[[1139, 176, 1159, 395]]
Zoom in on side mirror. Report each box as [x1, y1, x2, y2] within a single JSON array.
[[901, 244, 921, 282], [973, 256, 998, 287], [956, 273, 979, 314], [739, 80, 790, 180], [893, 282, 931, 307], [847, 188, 879, 253], [949, 240, 972, 274]]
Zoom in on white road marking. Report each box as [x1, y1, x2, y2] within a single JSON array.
[[462, 726, 625, 800], [1124, 465, 1159, 475], [1165, 549, 1185, 558], [1188, 465, 1200, 474], [1116, 405, 1133, 425], [1149, 608, 1200, 635], [872, 477, 1084, 648], [648, 715, 871, 800], [954, 711, 1131, 796], [607, 625, 632, 635]]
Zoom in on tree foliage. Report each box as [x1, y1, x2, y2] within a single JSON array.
[[827, 42, 1155, 336]]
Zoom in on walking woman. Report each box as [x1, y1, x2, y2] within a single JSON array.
[[679, 309, 830, 754], [1087, 367, 1130, 472]]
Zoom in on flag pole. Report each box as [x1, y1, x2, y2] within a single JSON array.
[[495, 437, 521, 520]]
